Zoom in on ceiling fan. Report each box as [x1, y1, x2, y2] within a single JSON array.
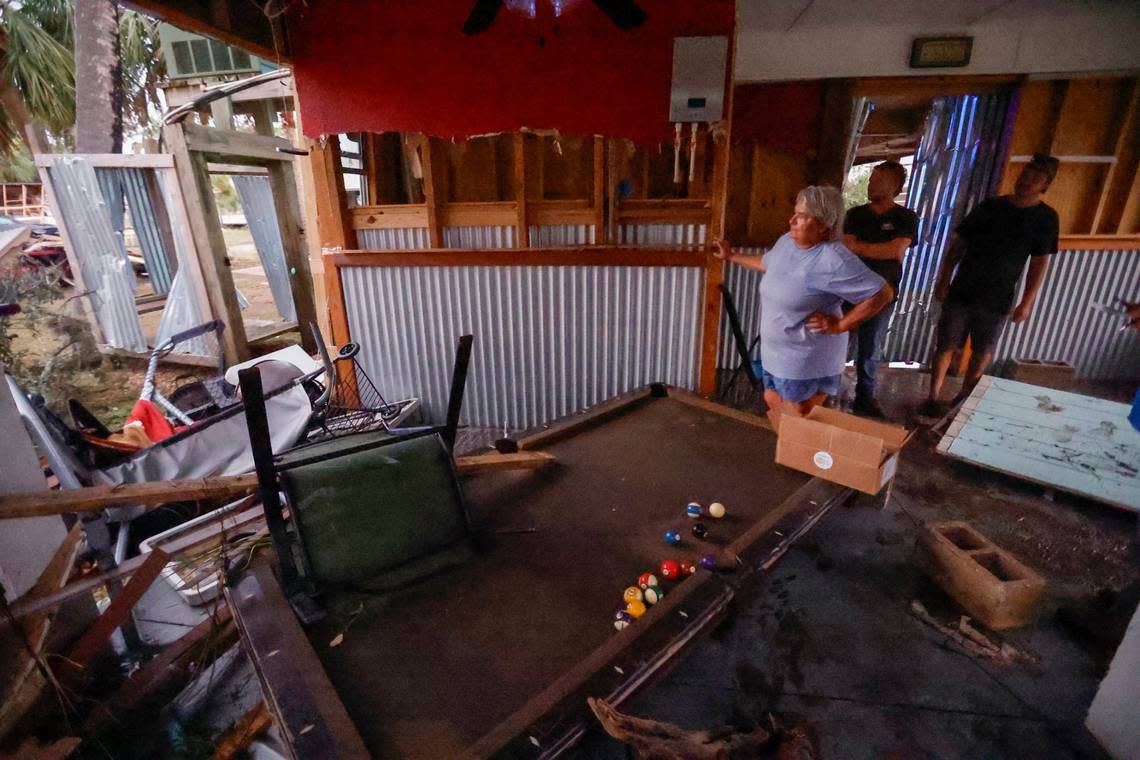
[[462, 0, 647, 35]]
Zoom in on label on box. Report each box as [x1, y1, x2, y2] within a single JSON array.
[[812, 451, 834, 470]]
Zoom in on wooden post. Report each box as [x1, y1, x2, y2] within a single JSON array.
[[267, 159, 319, 353], [593, 137, 605, 243], [421, 136, 445, 248], [814, 79, 856, 187], [698, 35, 735, 398], [164, 123, 249, 365], [513, 132, 528, 247]]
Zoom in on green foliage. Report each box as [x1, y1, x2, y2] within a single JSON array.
[[843, 163, 873, 210], [0, 138, 37, 181], [210, 174, 240, 213], [1, 2, 77, 132]]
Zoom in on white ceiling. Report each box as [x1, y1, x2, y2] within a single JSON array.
[[738, 0, 1131, 31]]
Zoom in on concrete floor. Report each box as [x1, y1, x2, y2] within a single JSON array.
[[571, 369, 1138, 759]]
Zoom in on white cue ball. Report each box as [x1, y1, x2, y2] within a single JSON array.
[[708, 502, 726, 519]]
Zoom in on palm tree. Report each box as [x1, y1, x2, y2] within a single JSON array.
[[0, 0, 163, 161], [0, 0, 75, 153], [74, 0, 121, 153]]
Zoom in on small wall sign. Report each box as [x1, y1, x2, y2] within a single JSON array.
[[910, 36, 973, 68]]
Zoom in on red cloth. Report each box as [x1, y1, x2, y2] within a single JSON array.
[[289, 0, 735, 144], [125, 399, 176, 443], [731, 81, 823, 150]]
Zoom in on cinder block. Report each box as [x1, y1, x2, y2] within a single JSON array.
[[1008, 358, 1076, 390], [918, 521, 1046, 630]]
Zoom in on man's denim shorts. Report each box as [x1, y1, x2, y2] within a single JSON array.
[[761, 370, 842, 403]]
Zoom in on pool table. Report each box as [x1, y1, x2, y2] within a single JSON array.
[[228, 384, 853, 759]]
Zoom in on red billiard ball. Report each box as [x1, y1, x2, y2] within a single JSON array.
[[659, 560, 681, 580], [638, 572, 658, 589], [679, 560, 696, 576]]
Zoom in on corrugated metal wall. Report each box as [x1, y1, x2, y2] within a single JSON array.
[[232, 175, 297, 323], [357, 227, 431, 250], [94, 168, 177, 294], [991, 248, 1140, 379], [885, 92, 1011, 366], [341, 264, 705, 429], [47, 157, 147, 351], [618, 223, 707, 246], [443, 225, 516, 248], [528, 224, 596, 246], [716, 248, 765, 369]]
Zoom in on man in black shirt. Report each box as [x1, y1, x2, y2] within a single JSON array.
[[919, 154, 1061, 417], [843, 160, 917, 418]]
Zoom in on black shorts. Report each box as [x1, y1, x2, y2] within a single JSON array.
[[935, 300, 1008, 355]]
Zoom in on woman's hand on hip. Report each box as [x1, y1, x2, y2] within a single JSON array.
[[805, 311, 843, 334], [711, 238, 733, 261]]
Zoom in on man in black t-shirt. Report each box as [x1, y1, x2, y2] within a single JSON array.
[[918, 154, 1061, 417], [843, 160, 918, 418]]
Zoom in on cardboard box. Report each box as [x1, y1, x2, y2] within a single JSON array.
[[1008, 358, 1075, 390], [775, 407, 910, 494]]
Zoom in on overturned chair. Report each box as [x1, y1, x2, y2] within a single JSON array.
[[239, 334, 476, 621]]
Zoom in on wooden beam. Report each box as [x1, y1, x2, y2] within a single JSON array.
[[454, 451, 556, 474], [306, 137, 356, 250], [164, 123, 249, 364], [1093, 79, 1140, 234], [514, 133, 529, 246], [439, 201, 519, 227], [328, 246, 708, 269], [33, 153, 173, 169], [530, 200, 595, 226], [815, 79, 855, 187], [709, 35, 735, 242], [82, 608, 237, 737], [118, 0, 283, 63], [350, 204, 430, 229], [0, 474, 259, 519], [421, 137, 445, 248], [181, 123, 294, 163], [209, 702, 272, 760], [1057, 234, 1140, 250], [667, 386, 773, 432], [697, 248, 725, 397], [593, 137, 605, 242], [516, 387, 653, 450], [62, 549, 170, 674], [266, 159, 318, 352]]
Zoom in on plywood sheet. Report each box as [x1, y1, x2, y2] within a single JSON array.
[[937, 376, 1140, 512]]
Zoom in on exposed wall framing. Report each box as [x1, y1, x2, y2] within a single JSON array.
[[998, 76, 1140, 238]]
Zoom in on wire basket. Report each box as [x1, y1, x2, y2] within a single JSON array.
[[317, 343, 420, 436]]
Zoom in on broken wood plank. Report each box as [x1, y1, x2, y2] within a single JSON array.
[[0, 524, 85, 741], [0, 474, 260, 519], [82, 607, 237, 736], [208, 702, 272, 760], [454, 451, 555, 474], [61, 549, 170, 675]]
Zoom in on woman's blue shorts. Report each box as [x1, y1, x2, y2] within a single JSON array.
[[761, 370, 842, 403]]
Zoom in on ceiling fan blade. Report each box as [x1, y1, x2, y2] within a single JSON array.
[[463, 0, 505, 34], [591, 0, 647, 29]]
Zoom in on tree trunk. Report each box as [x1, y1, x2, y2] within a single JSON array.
[[73, 0, 122, 154]]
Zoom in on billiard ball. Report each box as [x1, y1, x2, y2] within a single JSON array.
[[699, 553, 717, 570], [708, 502, 726, 519], [643, 585, 664, 605], [613, 610, 633, 630], [685, 502, 702, 518], [637, 572, 658, 589], [679, 560, 696, 576], [659, 559, 681, 579], [626, 599, 647, 619], [664, 529, 681, 546], [623, 586, 643, 605], [691, 522, 709, 540]]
